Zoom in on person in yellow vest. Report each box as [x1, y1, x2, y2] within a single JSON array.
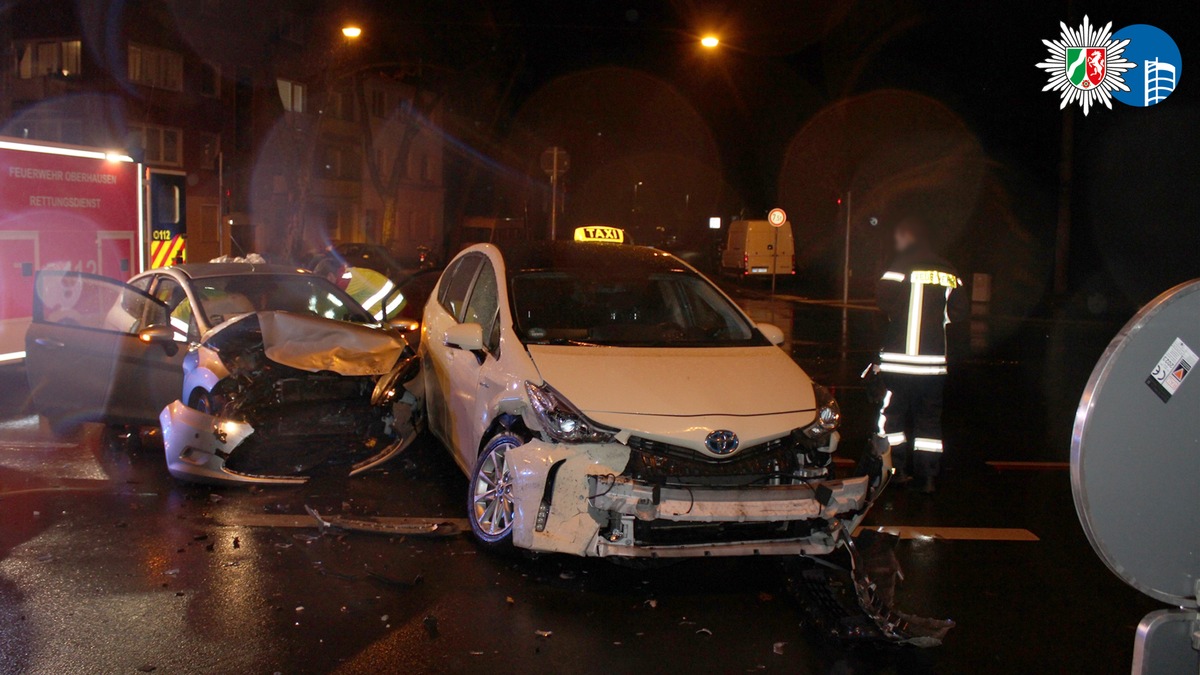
[[330, 265, 406, 322]]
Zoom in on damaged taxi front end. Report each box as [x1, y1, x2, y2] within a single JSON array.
[[161, 311, 421, 485], [504, 348, 890, 560]]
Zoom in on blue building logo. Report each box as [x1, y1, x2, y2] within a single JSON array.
[[1038, 18, 1181, 113], [1110, 24, 1183, 107]]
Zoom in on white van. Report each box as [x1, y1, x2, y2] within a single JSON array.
[[721, 220, 795, 276]]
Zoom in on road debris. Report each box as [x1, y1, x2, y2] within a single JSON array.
[[696, 628, 713, 636], [534, 630, 553, 638], [773, 642, 786, 655], [305, 505, 460, 538], [423, 615, 439, 638]]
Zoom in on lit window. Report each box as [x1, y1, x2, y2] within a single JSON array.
[[15, 40, 82, 78], [277, 79, 306, 112]]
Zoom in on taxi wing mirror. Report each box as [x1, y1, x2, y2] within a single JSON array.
[[444, 322, 484, 351], [757, 322, 785, 346]]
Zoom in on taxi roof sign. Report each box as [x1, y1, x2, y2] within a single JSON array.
[[574, 225, 625, 243]]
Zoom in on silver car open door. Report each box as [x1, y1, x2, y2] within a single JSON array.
[[25, 270, 185, 426]]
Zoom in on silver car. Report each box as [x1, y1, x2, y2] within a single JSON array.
[[25, 263, 421, 484]]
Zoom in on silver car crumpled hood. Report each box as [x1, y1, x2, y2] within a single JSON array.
[[255, 311, 405, 376]]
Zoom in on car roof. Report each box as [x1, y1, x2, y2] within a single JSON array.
[[496, 242, 688, 275], [163, 263, 312, 280]]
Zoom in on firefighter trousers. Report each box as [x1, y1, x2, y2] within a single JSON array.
[[876, 373, 945, 478]]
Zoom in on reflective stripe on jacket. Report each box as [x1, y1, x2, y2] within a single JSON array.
[[875, 245, 967, 375]]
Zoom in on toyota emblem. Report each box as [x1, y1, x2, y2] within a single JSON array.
[[705, 430, 739, 455]]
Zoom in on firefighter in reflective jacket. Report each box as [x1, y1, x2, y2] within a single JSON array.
[[874, 218, 968, 494]]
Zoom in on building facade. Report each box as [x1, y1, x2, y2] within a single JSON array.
[[1, 0, 444, 265]]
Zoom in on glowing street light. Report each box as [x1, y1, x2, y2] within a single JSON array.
[[341, 26, 363, 39], [700, 35, 719, 49]]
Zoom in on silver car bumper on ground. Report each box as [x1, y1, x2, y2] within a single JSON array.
[[507, 439, 877, 559], [159, 400, 416, 486]]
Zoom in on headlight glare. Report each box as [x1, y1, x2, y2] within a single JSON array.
[[803, 382, 841, 438], [524, 381, 616, 444]]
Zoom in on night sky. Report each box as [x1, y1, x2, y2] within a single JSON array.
[[348, 0, 1199, 310]]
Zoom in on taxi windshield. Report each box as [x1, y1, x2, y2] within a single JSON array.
[[509, 269, 762, 347], [189, 274, 373, 327]]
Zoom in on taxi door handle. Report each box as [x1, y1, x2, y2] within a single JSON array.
[[34, 337, 64, 349]]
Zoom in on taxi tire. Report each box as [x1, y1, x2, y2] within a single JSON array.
[[467, 431, 524, 551]]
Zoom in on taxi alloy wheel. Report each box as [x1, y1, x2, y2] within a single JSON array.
[[468, 432, 523, 546]]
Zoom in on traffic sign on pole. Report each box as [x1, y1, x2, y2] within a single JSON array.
[[767, 208, 787, 227]]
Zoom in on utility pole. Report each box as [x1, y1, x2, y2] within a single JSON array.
[[842, 191, 852, 358], [1054, 109, 1074, 299], [540, 146, 569, 240]]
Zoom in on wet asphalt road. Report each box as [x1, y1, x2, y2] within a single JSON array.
[[0, 290, 1161, 674]]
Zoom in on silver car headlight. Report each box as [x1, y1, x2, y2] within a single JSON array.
[[524, 381, 617, 444], [802, 382, 841, 438]]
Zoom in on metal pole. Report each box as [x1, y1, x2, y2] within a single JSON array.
[[217, 151, 224, 257], [1053, 108, 1074, 299], [771, 224, 778, 297], [841, 191, 851, 357], [550, 150, 559, 241]]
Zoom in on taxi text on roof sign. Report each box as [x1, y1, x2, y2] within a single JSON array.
[[574, 226, 624, 243]]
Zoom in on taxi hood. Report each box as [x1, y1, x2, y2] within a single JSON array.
[[525, 344, 816, 418]]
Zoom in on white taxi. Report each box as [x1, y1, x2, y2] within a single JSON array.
[[420, 242, 890, 559]]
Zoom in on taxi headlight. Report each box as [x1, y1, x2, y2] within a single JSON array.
[[802, 382, 841, 439], [525, 381, 617, 444]]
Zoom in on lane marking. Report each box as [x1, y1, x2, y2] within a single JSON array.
[[0, 484, 111, 498], [854, 525, 1039, 541], [986, 461, 1070, 471], [217, 513, 472, 530]]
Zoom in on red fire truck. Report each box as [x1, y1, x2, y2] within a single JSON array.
[[0, 136, 187, 364]]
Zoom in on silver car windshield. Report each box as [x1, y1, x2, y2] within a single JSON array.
[[187, 274, 374, 327], [510, 270, 763, 347]]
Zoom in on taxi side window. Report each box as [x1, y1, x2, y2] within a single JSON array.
[[439, 254, 483, 323], [463, 258, 500, 354], [152, 277, 194, 342]]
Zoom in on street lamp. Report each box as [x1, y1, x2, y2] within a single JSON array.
[[341, 26, 363, 39], [700, 35, 719, 49]]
